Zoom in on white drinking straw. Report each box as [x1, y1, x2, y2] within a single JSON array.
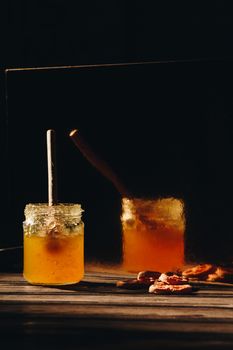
[[47, 129, 58, 206]]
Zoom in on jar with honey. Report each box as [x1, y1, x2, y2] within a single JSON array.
[[23, 203, 84, 285]]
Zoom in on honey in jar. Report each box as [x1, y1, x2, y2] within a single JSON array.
[[121, 198, 185, 272], [23, 203, 84, 285]]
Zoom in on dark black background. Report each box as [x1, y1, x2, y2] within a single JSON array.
[[3, 1, 233, 68], [1, 1, 233, 265]]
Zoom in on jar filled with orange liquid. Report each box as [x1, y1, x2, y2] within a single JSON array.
[[23, 203, 84, 285], [121, 197, 185, 273]]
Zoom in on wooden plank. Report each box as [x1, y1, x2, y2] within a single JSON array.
[[0, 272, 233, 349], [1, 292, 233, 310], [1, 302, 233, 320], [0, 310, 233, 332], [0, 272, 232, 319]]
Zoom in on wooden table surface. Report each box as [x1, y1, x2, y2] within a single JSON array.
[[0, 271, 233, 349]]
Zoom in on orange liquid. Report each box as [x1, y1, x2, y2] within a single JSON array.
[[123, 223, 184, 272], [24, 233, 84, 285], [121, 198, 185, 273]]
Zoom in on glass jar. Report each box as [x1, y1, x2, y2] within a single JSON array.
[[23, 203, 84, 285], [121, 197, 185, 273]]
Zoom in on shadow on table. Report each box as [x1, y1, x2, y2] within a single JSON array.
[[48, 280, 149, 295]]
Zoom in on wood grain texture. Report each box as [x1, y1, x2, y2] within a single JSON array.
[[0, 272, 233, 349]]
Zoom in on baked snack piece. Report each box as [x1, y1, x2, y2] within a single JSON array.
[[116, 271, 161, 289], [207, 267, 233, 283], [182, 263, 233, 283], [182, 264, 217, 280], [149, 281, 193, 294], [149, 272, 193, 295], [158, 273, 188, 285], [137, 270, 161, 284]]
